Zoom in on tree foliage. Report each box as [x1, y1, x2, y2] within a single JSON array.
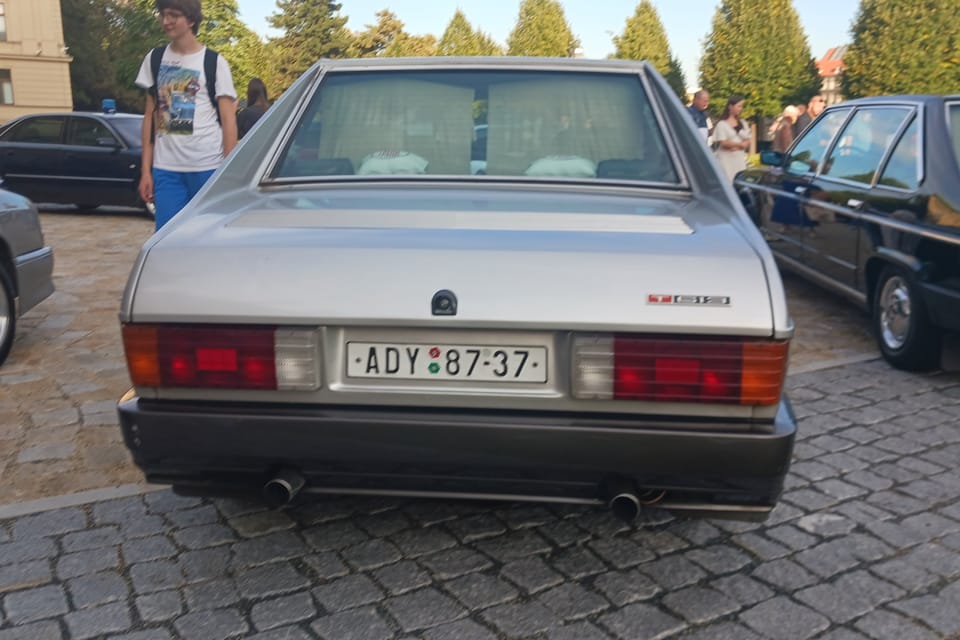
[[700, 0, 820, 118], [61, 0, 115, 110], [438, 10, 503, 56], [506, 0, 578, 57], [198, 0, 266, 99], [843, 0, 960, 98], [348, 9, 405, 58], [612, 1, 686, 99], [268, 0, 350, 93]]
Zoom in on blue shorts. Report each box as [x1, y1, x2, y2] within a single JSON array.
[[152, 168, 216, 231]]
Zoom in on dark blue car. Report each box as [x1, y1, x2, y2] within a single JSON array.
[[0, 111, 145, 213]]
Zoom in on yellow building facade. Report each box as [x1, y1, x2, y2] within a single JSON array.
[[0, 0, 73, 123]]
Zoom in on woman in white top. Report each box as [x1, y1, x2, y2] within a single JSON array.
[[713, 94, 751, 182]]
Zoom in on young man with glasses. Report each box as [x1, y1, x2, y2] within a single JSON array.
[[793, 95, 826, 139], [135, 0, 237, 230]]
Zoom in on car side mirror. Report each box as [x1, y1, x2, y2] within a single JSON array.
[[96, 137, 120, 148], [759, 150, 783, 166]]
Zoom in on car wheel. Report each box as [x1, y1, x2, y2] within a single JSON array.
[[872, 265, 940, 371], [0, 266, 15, 366]]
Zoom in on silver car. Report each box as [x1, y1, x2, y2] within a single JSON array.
[[118, 58, 796, 521], [0, 188, 54, 365]]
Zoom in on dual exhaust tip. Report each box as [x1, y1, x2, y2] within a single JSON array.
[[263, 470, 653, 522]]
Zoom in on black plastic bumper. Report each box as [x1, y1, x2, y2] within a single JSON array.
[[117, 395, 797, 519]]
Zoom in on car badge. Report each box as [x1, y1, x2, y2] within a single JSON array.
[[431, 290, 458, 316], [647, 294, 731, 306]]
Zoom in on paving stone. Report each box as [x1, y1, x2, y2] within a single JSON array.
[[740, 596, 830, 640], [129, 560, 184, 594], [66, 570, 129, 609], [890, 594, 960, 637], [302, 551, 350, 580], [385, 587, 467, 632], [764, 524, 819, 550], [672, 621, 765, 640], [0, 560, 51, 593], [593, 569, 659, 606], [496, 505, 556, 530], [355, 510, 412, 538], [55, 547, 119, 580], [184, 578, 241, 611], [796, 512, 857, 537], [373, 560, 432, 595], [64, 601, 131, 639], [795, 570, 905, 623], [11, 508, 86, 540], [710, 574, 774, 607], [402, 502, 471, 527], [178, 547, 231, 584], [639, 555, 706, 590], [251, 591, 316, 631], [312, 574, 384, 612], [341, 539, 403, 570], [751, 558, 821, 591], [422, 618, 499, 640], [212, 497, 266, 520], [794, 535, 893, 579], [121, 535, 176, 564], [661, 585, 740, 624], [229, 510, 297, 538], [551, 546, 607, 579], [547, 621, 612, 640], [598, 602, 685, 640], [135, 590, 183, 622], [302, 522, 370, 552], [246, 627, 312, 640], [631, 530, 689, 555], [236, 562, 311, 600], [390, 527, 459, 558], [61, 525, 122, 552], [588, 537, 655, 569], [17, 442, 76, 463], [230, 531, 309, 568], [419, 548, 493, 580], [163, 504, 221, 529], [173, 524, 237, 550], [311, 606, 394, 640], [536, 519, 593, 549], [684, 545, 752, 575], [538, 582, 610, 620], [854, 610, 940, 640], [143, 491, 202, 514], [481, 599, 557, 638], [2, 584, 69, 624], [473, 529, 552, 563], [119, 515, 169, 540], [443, 513, 508, 544], [443, 572, 518, 609], [731, 532, 791, 561], [173, 607, 249, 640], [0, 620, 64, 640], [672, 520, 723, 546], [105, 631, 173, 640], [500, 556, 565, 594]]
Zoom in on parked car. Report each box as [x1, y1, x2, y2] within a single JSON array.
[[117, 58, 796, 522], [0, 188, 54, 365], [0, 110, 146, 213], [736, 95, 960, 371]]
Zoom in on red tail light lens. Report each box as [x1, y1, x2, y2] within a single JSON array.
[[613, 336, 787, 405], [123, 324, 277, 390]]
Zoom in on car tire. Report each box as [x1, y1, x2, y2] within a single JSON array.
[[0, 266, 16, 366], [872, 265, 940, 371]]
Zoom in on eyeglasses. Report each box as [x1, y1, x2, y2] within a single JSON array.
[[159, 9, 185, 21]]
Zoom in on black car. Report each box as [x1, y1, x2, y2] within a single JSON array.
[[736, 95, 960, 371], [0, 111, 145, 212]]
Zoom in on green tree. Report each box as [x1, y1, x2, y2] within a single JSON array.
[[612, 1, 686, 99], [348, 9, 405, 58], [700, 0, 820, 119], [198, 0, 266, 98], [384, 33, 438, 57], [438, 10, 503, 56], [104, 0, 165, 112], [506, 0, 578, 57], [268, 0, 350, 93], [62, 0, 115, 110], [843, 0, 960, 98]]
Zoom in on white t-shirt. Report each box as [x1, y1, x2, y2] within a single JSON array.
[[135, 45, 236, 172]]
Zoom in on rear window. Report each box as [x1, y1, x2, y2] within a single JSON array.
[[272, 70, 679, 184]]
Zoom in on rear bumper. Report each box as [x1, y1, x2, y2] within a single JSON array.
[[117, 394, 797, 520], [14, 246, 54, 315]]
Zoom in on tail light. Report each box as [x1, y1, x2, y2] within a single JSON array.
[[121, 324, 319, 391], [572, 334, 788, 405]]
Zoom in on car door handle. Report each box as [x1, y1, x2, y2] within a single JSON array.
[[847, 198, 864, 209], [794, 186, 807, 195]]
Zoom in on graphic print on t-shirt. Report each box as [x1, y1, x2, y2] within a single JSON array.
[[157, 64, 201, 135]]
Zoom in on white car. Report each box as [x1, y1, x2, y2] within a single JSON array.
[[118, 58, 795, 521]]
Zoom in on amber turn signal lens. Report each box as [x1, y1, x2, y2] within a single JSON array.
[[741, 340, 789, 405], [121, 324, 161, 387]]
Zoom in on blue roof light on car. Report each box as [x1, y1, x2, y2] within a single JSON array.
[[102, 98, 117, 114]]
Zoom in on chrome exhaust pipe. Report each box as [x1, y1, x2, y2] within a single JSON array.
[[603, 477, 641, 522], [263, 469, 305, 508]]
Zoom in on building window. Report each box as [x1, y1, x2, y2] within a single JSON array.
[[0, 4, 6, 42], [0, 70, 13, 105]]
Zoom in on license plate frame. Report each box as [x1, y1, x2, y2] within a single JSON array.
[[346, 342, 549, 383]]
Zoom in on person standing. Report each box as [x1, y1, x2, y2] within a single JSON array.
[[772, 105, 799, 153], [713, 94, 751, 182], [237, 78, 270, 139], [687, 89, 711, 143], [136, 0, 237, 231], [793, 95, 825, 138]]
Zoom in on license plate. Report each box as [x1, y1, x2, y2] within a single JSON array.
[[346, 342, 548, 382]]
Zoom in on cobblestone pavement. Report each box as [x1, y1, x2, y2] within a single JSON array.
[[3, 211, 959, 639]]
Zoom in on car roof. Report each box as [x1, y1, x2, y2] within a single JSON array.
[[8, 111, 142, 120], [830, 94, 960, 108], [310, 56, 653, 74]]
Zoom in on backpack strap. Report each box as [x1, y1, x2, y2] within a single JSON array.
[[149, 45, 165, 143], [204, 48, 222, 126]]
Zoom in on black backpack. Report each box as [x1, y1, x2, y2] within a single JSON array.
[[148, 45, 222, 130]]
